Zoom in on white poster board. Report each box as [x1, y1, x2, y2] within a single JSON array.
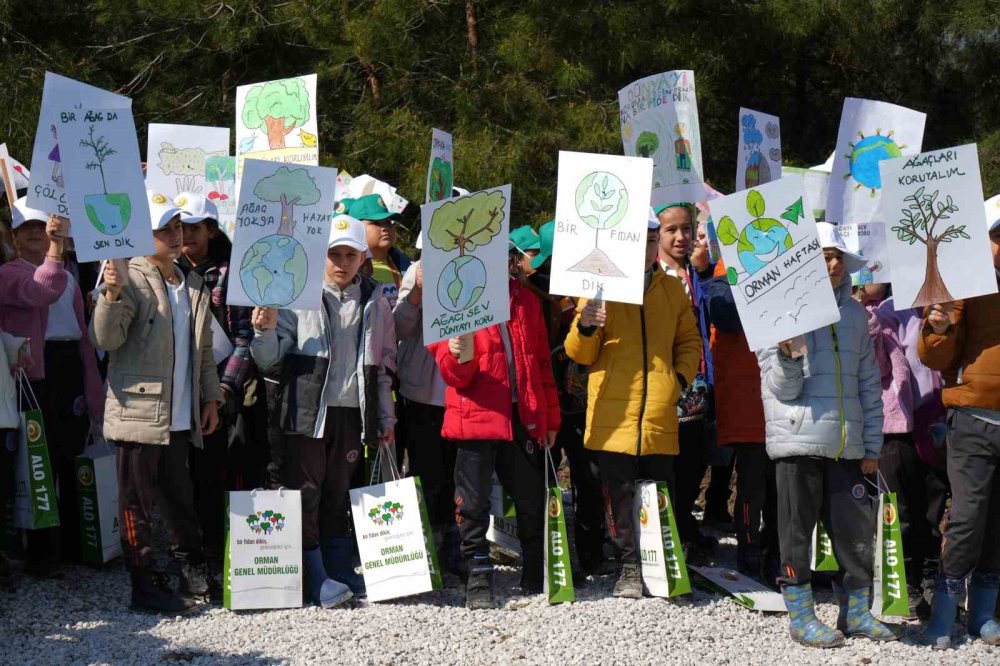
[[57, 107, 154, 262], [146, 124, 230, 198], [549, 151, 654, 305], [420, 185, 511, 345], [879, 144, 998, 310], [225, 490, 303, 610], [0, 144, 18, 208], [27, 73, 131, 216], [425, 128, 454, 203], [690, 566, 786, 612], [708, 175, 840, 351], [838, 222, 891, 285], [235, 74, 319, 196], [736, 108, 781, 192], [226, 159, 337, 311], [618, 70, 704, 206], [782, 166, 831, 220], [826, 98, 926, 226], [210, 156, 238, 240]]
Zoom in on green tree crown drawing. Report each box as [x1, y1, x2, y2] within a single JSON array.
[[242, 78, 311, 150], [253, 166, 322, 236]]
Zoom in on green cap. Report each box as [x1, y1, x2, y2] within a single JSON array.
[[347, 193, 401, 222], [531, 220, 555, 270], [333, 198, 355, 216], [653, 202, 688, 215], [509, 225, 540, 254]]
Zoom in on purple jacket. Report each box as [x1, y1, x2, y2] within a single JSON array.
[[867, 303, 914, 434]]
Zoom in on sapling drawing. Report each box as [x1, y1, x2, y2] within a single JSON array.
[[205, 155, 236, 202], [428, 190, 506, 312], [567, 171, 629, 277], [241, 78, 311, 150], [635, 131, 660, 159], [80, 124, 130, 235], [843, 128, 905, 196], [717, 189, 800, 284], [890, 187, 965, 307]]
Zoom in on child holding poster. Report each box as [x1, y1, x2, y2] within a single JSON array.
[[758, 222, 896, 648], [919, 208, 1000, 650], [564, 216, 702, 599], [250, 214, 396, 607]]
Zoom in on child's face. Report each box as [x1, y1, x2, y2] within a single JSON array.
[[645, 230, 660, 270], [657, 207, 693, 263], [364, 219, 396, 253], [181, 221, 215, 262], [152, 217, 184, 262], [824, 248, 845, 288], [991, 228, 1000, 270], [12, 220, 48, 256], [325, 245, 365, 287]]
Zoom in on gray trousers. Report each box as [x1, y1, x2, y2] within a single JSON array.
[[775, 456, 876, 589], [941, 409, 1000, 579]]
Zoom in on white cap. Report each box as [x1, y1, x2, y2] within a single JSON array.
[[174, 191, 219, 224], [415, 231, 423, 250], [328, 214, 368, 252], [986, 194, 1000, 232], [11, 196, 48, 229], [816, 221, 867, 275], [147, 190, 183, 230], [452, 186, 470, 197]]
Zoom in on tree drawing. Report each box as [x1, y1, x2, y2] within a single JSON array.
[[428, 157, 453, 203], [80, 124, 131, 235], [241, 78, 311, 150], [635, 131, 659, 158], [890, 187, 965, 307], [567, 171, 629, 277], [80, 124, 116, 195], [253, 166, 321, 235], [717, 189, 798, 284], [205, 155, 236, 201]]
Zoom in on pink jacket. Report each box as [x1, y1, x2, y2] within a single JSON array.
[[866, 304, 914, 434], [0, 258, 105, 420]]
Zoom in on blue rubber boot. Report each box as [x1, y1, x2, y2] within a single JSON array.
[[924, 576, 962, 650], [303, 547, 352, 608], [781, 583, 845, 648], [968, 571, 1000, 645], [832, 583, 900, 641], [321, 537, 367, 599]]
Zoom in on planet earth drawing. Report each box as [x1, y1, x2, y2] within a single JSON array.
[[239, 234, 308, 307], [846, 134, 903, 190], [437, 255, 487, 313]]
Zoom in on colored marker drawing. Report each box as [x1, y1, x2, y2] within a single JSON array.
[[241, 78, 312, 150], [567, 171, 630, 278], [716, 190, 802, 282], [844, 129, 905, 195], [79, 124, 131, 235]]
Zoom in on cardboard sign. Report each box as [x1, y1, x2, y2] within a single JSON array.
[[708, 175, 841, 351], [57, 107, 154, 262], [690, 566, 786, 612], [549, 151, 654, 305], [27, 73, 131, 217], [420, 185, 511, 345], [826, 98, 926, 226], [736, 108, 781, 192], [226, 159, 337, 311], [838, 222, 891, 285], [146, 124, 230, 199], [619, 70, 704, 206], [879, 144, 997, 309], [425, 128, 454, 203]]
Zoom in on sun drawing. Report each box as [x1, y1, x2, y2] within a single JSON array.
[[843, 128, 905, 196]]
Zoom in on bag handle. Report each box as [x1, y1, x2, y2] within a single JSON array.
[[544, 447, 559, 493], [368, 440, 403, 485], [864, 468, 891, 495], [16, 369, 40, 412]]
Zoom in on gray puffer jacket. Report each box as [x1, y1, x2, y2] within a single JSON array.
[[393, 261, 446, 407], [757, 279, 883, 461]]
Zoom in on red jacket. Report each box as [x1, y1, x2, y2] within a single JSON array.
[[433, 280, 560, 442]]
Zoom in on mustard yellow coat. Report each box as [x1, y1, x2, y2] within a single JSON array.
[[563, 269, 702, 456]]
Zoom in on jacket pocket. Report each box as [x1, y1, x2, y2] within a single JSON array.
[[787, 404, 806, 436], [119, 375, 163, 423], [595, 359, 614, 400]]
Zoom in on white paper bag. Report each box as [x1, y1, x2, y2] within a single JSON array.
[[75, 442, 121, 564]]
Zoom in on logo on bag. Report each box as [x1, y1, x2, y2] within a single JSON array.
[[638, 506, 649, 526], [548, 495, 561, 518], [26, 419, 41, 443], [77, 465, 94, 487], [883, 502, 897, 526], [657, 491, 669, 513], [246, 510, 286, 534], [368, 501, 404, 526]]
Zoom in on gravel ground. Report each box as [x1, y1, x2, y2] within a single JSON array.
[[1, 531, 998, 665]]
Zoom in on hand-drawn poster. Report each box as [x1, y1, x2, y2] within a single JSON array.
[[838, 222, 891, 285], [708, 174, 840, 351], [782, 167, 831, 220], [207, 156, 237, 240], [618, 70, 704, 206], [345, 174, 409, 214], [57, 107, 153, 263], [426, 128, 454, 204], [826, 98, 925, 227], [420, 185, 511, 346], [235, 74, 319, 197], [879, 144, 997, 309], [27, 73, 131, 216], [226, 159, 337, 311], [0, 144, 19, 210], [146, 124, 230, 199], [736, 108, 781, 192], [549, 151, 654, 305]]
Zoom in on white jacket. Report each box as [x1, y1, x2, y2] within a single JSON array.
[[0, 331, 26, 430]]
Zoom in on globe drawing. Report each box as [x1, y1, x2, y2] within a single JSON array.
[[240, 234, 308, 307], [437, 255, 487, 313], [847, 134, 903, 190]]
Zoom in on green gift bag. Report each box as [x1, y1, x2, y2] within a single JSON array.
[[543, 449, 574, 604], [872, 491, 910, 616], [636, 480, 691, 597], [13, 373, 59, 530], [414, 476, 443, 592], [810, 521, 839, 572]]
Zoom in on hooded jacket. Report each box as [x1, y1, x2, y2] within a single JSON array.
[[757, 278, 883, 461], [393, 261, 446, 407], [866, 303, 915, 434]]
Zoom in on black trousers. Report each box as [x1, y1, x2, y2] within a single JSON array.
[[879, 433, 949, 585], [775, 456, 876, 589], [264, 378, 286, 490], [552, 411, 606, 570], [594, 450, 674, 565], [734, 445, 778, 563], [282, 407, 363, 551], [674, 419, 706, 541], [453, 423, 545, 579], [117, 431, 203, 571], [940, 410, 1000, 579], [402, 400, 455, 527]]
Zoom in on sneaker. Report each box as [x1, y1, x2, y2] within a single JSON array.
[[179, 562, 209, 600], [130, 571, 192, 614], [613, 563, 643, 599], [466, 570, 495, 610]]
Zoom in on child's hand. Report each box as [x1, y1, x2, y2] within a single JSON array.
[[579, 299, 606, 328], [103, 261, 125, 301], [926, 302, 953, 335], [252, 307, 278, 331], [861, 458, 878, 476], [200, 400, 220, 436], [542, 431, 557, 449], [448, 335, 468, 359], [12, 338, 33, 372], [407, 263, 423, 305], [778, 335, 806, 359]]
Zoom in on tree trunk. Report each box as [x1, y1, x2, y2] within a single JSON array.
[[913, 239, 954, 307], [278, 195, 295, 235], [264, 116, 288, 150], [465, 0, 479, 52], [361, 62, 381, 103]]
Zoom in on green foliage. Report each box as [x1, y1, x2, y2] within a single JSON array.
[[891, 187, 964, 245], [241, 78, 311, 132], [253, 167, 321, 206], [575, 171, 628, 230], [717, 216, 739, 246], [205, 155, 235, 182], [746, 190, 766, 218], [427, 189, 506, 255]]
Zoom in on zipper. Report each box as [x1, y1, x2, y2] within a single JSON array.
[[830, 324, 846, 460], [636, 304, 648, 456], [315, 294, 334, 438]]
